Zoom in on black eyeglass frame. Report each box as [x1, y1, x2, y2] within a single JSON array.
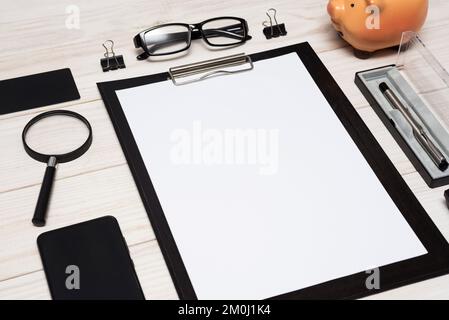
[[133, 17, 252, 60]]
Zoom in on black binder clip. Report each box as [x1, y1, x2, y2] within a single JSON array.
[[100, 40, 126, 72], [263, 8, 287, 40]]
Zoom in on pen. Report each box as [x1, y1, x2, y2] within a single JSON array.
[[379, 82, 448, 171]]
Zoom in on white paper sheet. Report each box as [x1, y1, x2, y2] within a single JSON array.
[[116, 53, 427, 299]]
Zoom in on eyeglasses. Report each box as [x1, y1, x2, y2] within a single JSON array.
[[133, 17, 252, 60]]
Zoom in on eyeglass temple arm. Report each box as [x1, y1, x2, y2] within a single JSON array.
[[202, 29, 250, 41], [201, 23, 252, 41]]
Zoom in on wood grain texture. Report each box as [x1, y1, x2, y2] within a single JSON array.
[[1, 0, 449, 300], [0, 240, 178, 300]]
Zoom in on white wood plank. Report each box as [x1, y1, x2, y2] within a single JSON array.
[[0, 240, 178, 300], [0, 165, 154, 281], [0, 101, 126, 193], [2, 0, 449, 300], [0, 0, 345, 111]]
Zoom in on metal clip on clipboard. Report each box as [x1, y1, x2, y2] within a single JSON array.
[[168, 53, 254, 86]]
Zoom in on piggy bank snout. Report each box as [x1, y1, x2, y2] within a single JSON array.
[[327, 0, 345, 23]]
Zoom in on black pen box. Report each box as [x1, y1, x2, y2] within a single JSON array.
[[354, 33, 449, 188]]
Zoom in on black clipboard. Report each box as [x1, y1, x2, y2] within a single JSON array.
[[97, 42, 449, 299]]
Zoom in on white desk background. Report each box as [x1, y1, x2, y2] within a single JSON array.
[[1, 0, 449, 300]]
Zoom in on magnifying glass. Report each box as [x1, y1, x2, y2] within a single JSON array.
[[22, 110, 93, 227]]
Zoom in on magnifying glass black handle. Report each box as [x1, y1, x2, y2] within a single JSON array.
[[32, 157, 57, 227]]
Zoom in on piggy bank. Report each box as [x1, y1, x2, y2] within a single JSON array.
[[327, 0, 428, 58]]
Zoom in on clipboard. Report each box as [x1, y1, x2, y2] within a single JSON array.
[[97, 42, 449, 299]]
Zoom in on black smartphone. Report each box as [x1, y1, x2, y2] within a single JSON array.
[[37, 216, 145, 300]]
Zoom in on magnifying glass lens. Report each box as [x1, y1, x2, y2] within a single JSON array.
[[24, 115, 90, 155], [23, 110, 93, 227]]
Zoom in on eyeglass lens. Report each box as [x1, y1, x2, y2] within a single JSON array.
[[144, 24, 191, 56]]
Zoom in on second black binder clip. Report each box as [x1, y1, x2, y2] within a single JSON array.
[[263, 8, 287, 39], [100, 40, 126, 72]]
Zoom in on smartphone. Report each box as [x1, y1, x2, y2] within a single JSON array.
[[37, 216, 145, 300]]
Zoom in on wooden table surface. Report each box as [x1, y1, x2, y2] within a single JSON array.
[[2, 0, 449, 300]]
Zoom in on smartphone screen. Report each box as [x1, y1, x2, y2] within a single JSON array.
[[37, 216, 145, 300]]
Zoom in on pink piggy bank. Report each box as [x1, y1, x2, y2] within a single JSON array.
[[327, 0, 429, 58]]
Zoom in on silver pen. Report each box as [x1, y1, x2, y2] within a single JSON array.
[[379, 82, 448, 171]]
